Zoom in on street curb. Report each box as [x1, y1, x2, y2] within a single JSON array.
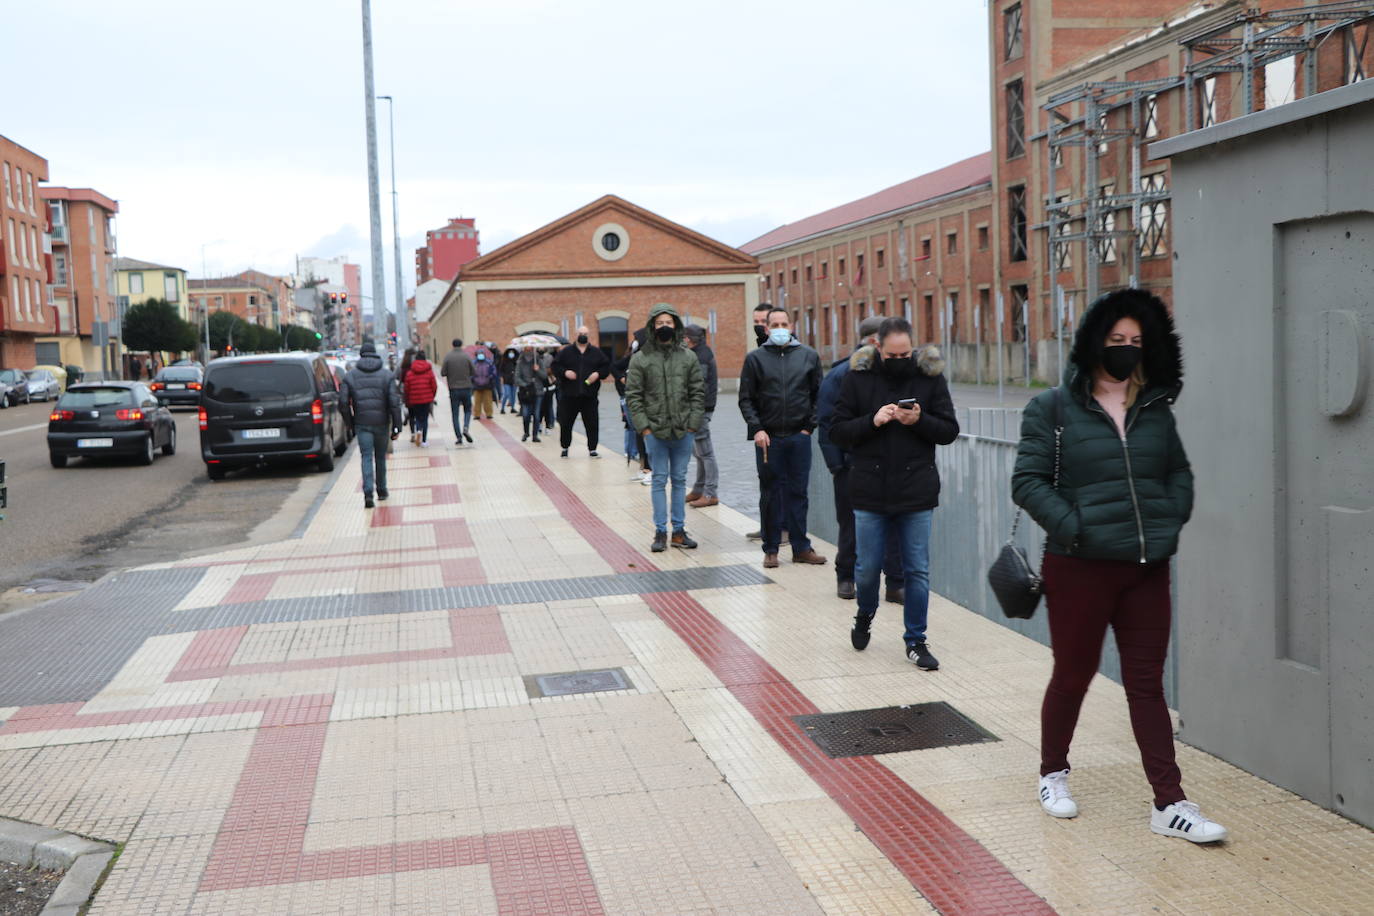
[[0, 816, 116, 914], [290, 438, 351, 540]]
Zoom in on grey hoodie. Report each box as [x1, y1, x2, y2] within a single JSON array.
[[342, 353, 402, 429]]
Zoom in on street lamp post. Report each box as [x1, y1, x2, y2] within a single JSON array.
[[360, 0, 388, 352], [377, 95, 408, 352]]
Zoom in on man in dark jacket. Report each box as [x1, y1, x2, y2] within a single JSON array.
[[440, 339, 475, 445], [831, 317, 958, 670], [738, 307, 827, 569], [342, 340, 404, 509], [817, 315, 905, 601], [683, 324, 719, 508], [552, 325, 611, 457]]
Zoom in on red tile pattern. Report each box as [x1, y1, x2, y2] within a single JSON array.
[[490, 422, 1056, 916], [217, 551, 486, 605], [166, 608, 509, 683]]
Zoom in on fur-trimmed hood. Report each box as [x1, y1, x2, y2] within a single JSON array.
[[849, 343, 945, 376], [1068, 288, 1183, 397]]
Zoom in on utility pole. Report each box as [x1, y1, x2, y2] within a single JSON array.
[[361, 0, 386, 345], [378, 94, 407, 351]]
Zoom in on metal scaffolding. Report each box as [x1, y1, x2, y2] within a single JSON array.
[[1181, 1, 1374, 129]]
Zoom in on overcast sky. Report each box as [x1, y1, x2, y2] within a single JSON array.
[[5, 0, 990, 312]]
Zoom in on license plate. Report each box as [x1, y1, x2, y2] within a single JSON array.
[[241, 428, 282, 439], [167, 383, 186, 389], [77, 438, 114, 448]]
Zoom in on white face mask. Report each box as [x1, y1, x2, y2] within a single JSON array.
[[768, 328, 792, 346]]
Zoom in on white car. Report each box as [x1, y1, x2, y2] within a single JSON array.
[[26, 369, 62, 401]]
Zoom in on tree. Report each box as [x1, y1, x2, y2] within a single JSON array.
[[122, 299, 198, 358], [284, 325, 321, 351], [208, 311, 244, 353]]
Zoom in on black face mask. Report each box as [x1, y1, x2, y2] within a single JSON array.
[[1101, 345, 1142, 382], [882, 355, 916, 378], [754, 324, 768, 345], [654, 325, 675, 343], [576, 334, 588, 345]]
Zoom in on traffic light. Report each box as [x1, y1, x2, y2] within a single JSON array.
[[341, 293, 348, 305], [329, 292, 339, 306], [314, 332, 322, 340]]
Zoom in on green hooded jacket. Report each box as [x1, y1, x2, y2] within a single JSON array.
[[624, 303, 705, 441]]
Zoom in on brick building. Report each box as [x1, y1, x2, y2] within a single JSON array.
[[415, 217, 480, 286], [742, 155, 994, 374], [189, 276, 275, 327], [427, 195, 759, 376], [0, 136, 52, 370], [40, 187, 120, 376]]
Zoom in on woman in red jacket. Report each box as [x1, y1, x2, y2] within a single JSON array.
[[403, 354, 439, 446]]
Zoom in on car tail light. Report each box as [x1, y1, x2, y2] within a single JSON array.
[[198, 407, 208, 431], [311, 398, 324, 424], [116, 409, 144, 421], [150, 382, 164, 391], [50, 410, 74, 422], [189, 382, 202, 390]]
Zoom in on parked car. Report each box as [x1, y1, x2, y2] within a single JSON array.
[[199, 353, 348, 480], [47, 382, 177, 467], [323, 361, 354, 442], [0, 368, 31, 407], [26, 369, 62, 402], [151, 366, 205, 408], [171, 359, 204, 369], [32, 364, 68, 390]]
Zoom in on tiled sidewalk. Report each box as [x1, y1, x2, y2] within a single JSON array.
[[1, 401, 1372, 915]]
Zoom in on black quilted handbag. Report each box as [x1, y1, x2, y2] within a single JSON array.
[[987, 388, 1064, 620]]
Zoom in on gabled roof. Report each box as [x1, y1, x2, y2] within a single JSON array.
[[457, 194, 757, 281], [741, 153, 992, 255], [115, 257, 183, 272]]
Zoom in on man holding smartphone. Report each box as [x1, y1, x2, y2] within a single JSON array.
[[830, 317, 959, 669]]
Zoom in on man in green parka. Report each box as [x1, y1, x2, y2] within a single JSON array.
[[625, 303, 705, 553]]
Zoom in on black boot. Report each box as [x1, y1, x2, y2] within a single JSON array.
[[851, 613, 874, 651]]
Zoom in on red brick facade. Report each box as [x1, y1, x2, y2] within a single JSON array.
[[415, 217, 480, 286], [0, 135, 52, 370]]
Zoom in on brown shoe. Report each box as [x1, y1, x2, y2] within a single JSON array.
[[688, 496, 719, 508], [791, 549, 828, 565], [686, 490, 702, 503], [763, 553, 779, 569]]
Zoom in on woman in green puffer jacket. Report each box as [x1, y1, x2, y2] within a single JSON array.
[[625, 303, 704, 553], [1012, 288, 1228, 844]]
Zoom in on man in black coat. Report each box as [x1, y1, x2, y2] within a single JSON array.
[[831, 317, 959, 670], [738, 307, 827, 569], [551, 325, 611, 457]]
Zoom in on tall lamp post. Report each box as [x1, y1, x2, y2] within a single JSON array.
[[377, 95, 408, 352]]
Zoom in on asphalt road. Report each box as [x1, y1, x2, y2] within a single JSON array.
[[0, 397, 329, 604]]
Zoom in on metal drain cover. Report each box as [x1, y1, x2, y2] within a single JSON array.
[[793, 702, 998, 758], [524, 668, 632, 699]]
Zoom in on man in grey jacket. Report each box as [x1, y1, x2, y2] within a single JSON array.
[[441, 339, 475, 445], [342, 340, 403, 509]]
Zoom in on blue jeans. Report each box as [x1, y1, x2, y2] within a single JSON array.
[[356, 425, 389, 497], [520, 395, 543, 436], [449, 388, 472, 434], [500, 382, 515, 410], [854, 509, 932, 644], [755, 432, 813, 555], [646, 432, 694, 534]]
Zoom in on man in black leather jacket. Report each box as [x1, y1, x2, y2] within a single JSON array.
[[738, 308, 827, 569]]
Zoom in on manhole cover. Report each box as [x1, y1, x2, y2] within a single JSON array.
[[793, 702, 999, 758], [524, 668, 632, 699]]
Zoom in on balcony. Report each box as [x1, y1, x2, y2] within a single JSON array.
[[50, 225, 68, 244]]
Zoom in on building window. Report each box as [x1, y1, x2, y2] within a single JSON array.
[[1200, 76, 1217, 127], [920, 238, 931, 259], [164, 273, 179, 302], [1008, 185, 1028, 262], [946, 232, 958, 255], [54, 253, 68, 285], [600, 232, 620, 252], [763, 275, 771, 290], [1098, 183, 1118, 264], [922, 293, 935, 341], [1140, 173, 1169, 258], [1346, 25, 1369, 84], [2, 163, 10, 206], [1264, 56, 1297, 109], [130, 273, 145, 295], [805, 264, 813, 282], [979, 287, 991, 341], [1053, 194, 1072, 272], [1011, 285, 1029, 342], [820, 260, 828, 279], [838, 257, 846, 276], [25, 174, 34, 214], [875, 249, 885, 269], [777, 272, 784, 288], [1097, 111, 1109, 156], [978, 225, 989, 250], [1144, 93, 1160, 139], [947, 292, 960, 343], [901, 297, 911, 323], [1006, 79, 1025, 158], [1004, 3, 1023, 61], [791, 268, 797, 284]]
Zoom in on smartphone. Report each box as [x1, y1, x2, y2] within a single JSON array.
[[896, 398, 919, 409]]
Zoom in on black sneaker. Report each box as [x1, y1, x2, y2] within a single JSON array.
[[522, 432, 529, 442], [532, 435, 540, 443], [671, 529, 697, 549], [651, 531, 668, 553], [560, 449, 569, 458], [837, 580, 856, 600], [851, 613, 874, 651], [907, 642, 939, 670], [464, 431, 474, 443], [364, 495, 375, 509], [589, 450, 600, 458], [377, 489, 388, 501]]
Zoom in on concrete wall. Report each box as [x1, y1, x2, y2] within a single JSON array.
[[1153, 78, 1374, 829]]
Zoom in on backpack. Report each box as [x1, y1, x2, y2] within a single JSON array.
[[473, 360, 496, 387]]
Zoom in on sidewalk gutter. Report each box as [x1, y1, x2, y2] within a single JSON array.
[[0, 816, 116, 915]]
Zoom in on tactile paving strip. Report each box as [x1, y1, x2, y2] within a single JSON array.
[[793, 702, 1000, 758]]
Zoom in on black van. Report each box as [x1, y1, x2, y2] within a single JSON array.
[[199, 353, 348, 480]]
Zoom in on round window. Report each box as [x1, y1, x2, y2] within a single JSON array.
[[592, 222, 629, 261], [601, 232, 621, 252]]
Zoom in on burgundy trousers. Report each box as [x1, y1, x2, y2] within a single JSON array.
[[1040, 553, 1184, 807]]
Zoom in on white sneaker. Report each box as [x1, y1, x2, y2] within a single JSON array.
[[1150, 800, 1228, 843], [1038, 769, 1078, 818]]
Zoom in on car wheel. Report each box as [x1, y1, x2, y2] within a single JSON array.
[[207, 464, 227, 481], [49, 452, 67, 468], [316, 440, 335, 473], [138, 433, 156, 465], [333, 431, 348, 457], [162, 425, 177, 456]]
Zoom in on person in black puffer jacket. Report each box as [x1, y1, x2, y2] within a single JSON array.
[[1012, 287, 1227, 844], [341, 340, 403, 509], [831, 317, 958, 670]]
